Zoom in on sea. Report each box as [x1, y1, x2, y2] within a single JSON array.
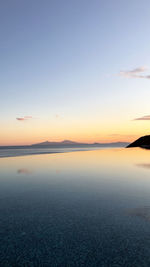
[[1, 147, 150, 266]]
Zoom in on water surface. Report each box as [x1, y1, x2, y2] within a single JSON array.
[[1, 148, 150, 266]]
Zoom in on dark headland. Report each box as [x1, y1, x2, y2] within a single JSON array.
[[127, 135, 150, 149]]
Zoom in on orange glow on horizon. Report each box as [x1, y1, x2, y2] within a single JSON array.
[[0, 134, 140, 146], [0, 117, 149, 146]]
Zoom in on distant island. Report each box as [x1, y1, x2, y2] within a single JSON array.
[[31, 140, 129, 148], [0, 140, 129, 149], [127, 135, 150, 149]]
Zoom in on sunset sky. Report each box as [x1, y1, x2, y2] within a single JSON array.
[[1, 0, 150, 145]]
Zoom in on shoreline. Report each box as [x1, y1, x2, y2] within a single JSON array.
[[0, 146, 122, 159]]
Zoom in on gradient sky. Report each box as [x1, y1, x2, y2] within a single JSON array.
[[1, 0, 150, 145]]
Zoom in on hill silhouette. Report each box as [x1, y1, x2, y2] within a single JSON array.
[[31, 140, 129, 148], [31, 140, 78, 147], [0, 140, 129, 149], [127, 135, 150, 148]]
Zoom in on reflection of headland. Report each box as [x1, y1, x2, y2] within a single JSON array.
[[127, 206, 150, 222], [56, 169, 61, 174], [136, 163, 150, 170], [17, 168, 33, 175]]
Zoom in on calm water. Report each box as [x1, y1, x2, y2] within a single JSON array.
[[1, 148, 150, 266]]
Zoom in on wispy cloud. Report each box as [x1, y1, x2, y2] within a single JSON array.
[[16, 116, 32, 121], [108, 133, 136, 137], [134, 115, 150, 121], [55, 114, 60, 119], [55, 114, 63, 120], [119, 66, 150, 79]]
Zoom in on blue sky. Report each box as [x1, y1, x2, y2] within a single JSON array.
[[1, 0, 150, 145]]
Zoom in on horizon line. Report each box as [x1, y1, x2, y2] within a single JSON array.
[[0, 139, 130, 147]]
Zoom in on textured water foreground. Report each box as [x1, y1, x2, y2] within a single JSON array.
[[1, 148, 150, 266]]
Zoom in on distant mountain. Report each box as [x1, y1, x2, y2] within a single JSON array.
[[0, 140, 129, 150], [31, 140, 79, 147], [127, 135, 150, 148], [31, 140, 129, 148]]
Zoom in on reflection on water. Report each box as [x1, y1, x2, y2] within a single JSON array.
[[56, 169, 61, 174], [1, 148, 150, 266], [136, 163, 150, 170], [127, 206, 150, 222], [17, 168, 33, 175]]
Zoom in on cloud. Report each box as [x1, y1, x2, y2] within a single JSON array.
[[108, 133, 136, 137], [134, 115, 150, 121], [16, 116, 32, 121], [55, 114, 63, 120], [119, 66, 150, 79]]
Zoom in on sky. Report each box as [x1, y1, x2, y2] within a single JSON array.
[[1, 0, 150, 145]]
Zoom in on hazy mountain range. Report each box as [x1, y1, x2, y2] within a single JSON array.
[[0, 140, 129, 149]]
